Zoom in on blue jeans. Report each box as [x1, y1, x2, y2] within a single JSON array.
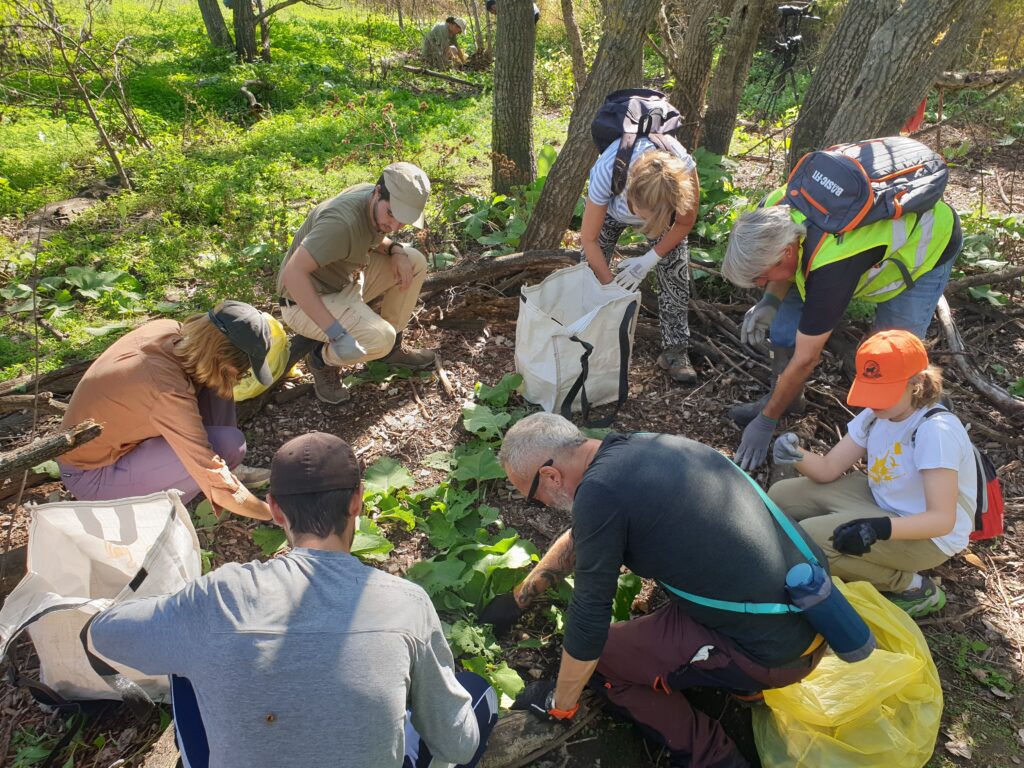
[[769, 257, 958, 348]]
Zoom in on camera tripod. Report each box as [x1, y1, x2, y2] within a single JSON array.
[[758, 1, 820, 119]]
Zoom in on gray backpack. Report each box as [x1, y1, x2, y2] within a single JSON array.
[[785, 136, 948, 233]]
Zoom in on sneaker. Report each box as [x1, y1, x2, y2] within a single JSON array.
[[657, 346, 697, 385], [234, 465, 270, 488], [307, 353, 351, 404], [885, 575, 946, 618]]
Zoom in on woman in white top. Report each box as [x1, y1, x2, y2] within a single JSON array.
[[581, 137, 700, 383], [767, 329, 976, 618]]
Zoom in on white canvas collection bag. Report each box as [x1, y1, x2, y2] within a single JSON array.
[[515, 263, 639, 423], [0, 490, 201, 707]]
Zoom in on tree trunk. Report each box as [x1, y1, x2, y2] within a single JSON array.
[[666, 0, 728, 148], [492, 0, 537, 192], [788, 0, 898, 167], [701, 0, 771, 154], [561, 0, 588, 97], [254, 0, 272, 61], [820, 0, 995, 148], [519, 0, 660, 251], [233, 0, 259, 62], [197, 0, 233, 49]]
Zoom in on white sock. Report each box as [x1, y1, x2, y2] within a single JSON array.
[[907, 573, 923, 590]]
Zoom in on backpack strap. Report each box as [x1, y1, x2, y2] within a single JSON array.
[[910, 406, 986, 526]]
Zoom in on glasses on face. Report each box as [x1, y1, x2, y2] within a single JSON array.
[[526, 458, 554, 507]]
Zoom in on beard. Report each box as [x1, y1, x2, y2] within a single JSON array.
[[547, 487, 575, 513]]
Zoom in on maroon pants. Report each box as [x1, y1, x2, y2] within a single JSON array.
[[593, 603, 822, 768]]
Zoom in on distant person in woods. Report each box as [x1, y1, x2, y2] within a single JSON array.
[[89, 432, 497, 768], [486, 0, 540, 23], [423, 16, 467, 69], [276, 162, 436, 405], [57, 301, 274, 521], [581, 138, 701, 384]]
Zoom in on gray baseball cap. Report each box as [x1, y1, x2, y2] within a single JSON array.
[[207, 300, 274, 386], [382, 162, 430, 228]]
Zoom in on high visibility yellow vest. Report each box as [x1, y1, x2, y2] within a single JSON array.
[[762, 186, 955, 303]]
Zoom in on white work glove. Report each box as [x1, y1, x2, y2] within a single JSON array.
[[773, 433, 805, 464], [740, 293, 782, 347], [613, 248, 660, 291], [326, 320, 366, 361]]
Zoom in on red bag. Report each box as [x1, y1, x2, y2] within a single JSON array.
[[971, 449, 1004, 541]]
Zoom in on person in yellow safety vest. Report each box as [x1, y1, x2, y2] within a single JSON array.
[[720, 185, 963, 472]]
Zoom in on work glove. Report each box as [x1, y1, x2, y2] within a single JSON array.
[[831, 517, 893, 556], [326, 319, 366, 361], [613, 248, 660, 292], [511, 680, 578, 722], [740, 293, 782, 347], [772, 433, 805, 464], [478, 592, 523, 639], [735, 413, 777, 471]]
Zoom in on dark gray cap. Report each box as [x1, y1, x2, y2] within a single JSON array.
[[270, 432, 361, 496], [207, 300, 273, 386]]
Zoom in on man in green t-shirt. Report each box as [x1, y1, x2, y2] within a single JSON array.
[[277, 162, 436, 403]]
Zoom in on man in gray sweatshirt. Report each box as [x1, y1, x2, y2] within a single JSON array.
[[90, 432, 495, 768]]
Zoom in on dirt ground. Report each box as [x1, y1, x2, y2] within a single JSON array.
[[1, 135, 1023, 767]]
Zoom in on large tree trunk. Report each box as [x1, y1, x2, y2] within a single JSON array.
[[492, 0, 537, 193], [701, 0, 770, 154], [198, 0, 233, 49], [788, 0, 898, 167], [519, 0, 660, 251], [233, 0, 259, 62], [664, 0, 728, 148], [820, 0, 995, 148], [561, 0, 588, 97]]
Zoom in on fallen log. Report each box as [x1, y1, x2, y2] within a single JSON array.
[[139, 724, 180, 768], [0, 392, 68, 416], [422, 250, 578, 292], [935, 67, 1024, 90], [400, 64, 480, 89], [0, 359, 93, 397], [946, 265, 1024, 293], [935, 296, 1024, 419], [478, 691, 602, 768], [0, 420, 102, 480]]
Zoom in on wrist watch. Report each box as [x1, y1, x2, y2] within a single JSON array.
[[545, 689, 579, 720]]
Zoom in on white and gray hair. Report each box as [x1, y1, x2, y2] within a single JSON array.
[[498, 412, 587, 475], [722, 206, 806, 288]]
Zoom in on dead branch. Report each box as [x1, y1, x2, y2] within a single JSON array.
[[422, 249, 579, 292], [912, 70, 1024, 138], [477, 691, 602, 768], [935, 296, 1024, 419], [240, 80, 271, 112], [400, 64, 480, 89], [0, 420, 102, 480], [434, 357, 455, 399], [0, 392, 67, 416], [35, 315, 66, 340], [946, 265, 1024, 292], [934, 67, 1024, 90], [0, 359, 93, 398]]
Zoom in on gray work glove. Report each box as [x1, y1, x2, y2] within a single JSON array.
[[735, 413, 777, 471], [613, 248, 660, 292], [326, 320, 366, 361], [740, 293, 782, 347], [773, 433, 805, 464]]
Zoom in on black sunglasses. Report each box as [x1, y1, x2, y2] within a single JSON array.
[[526, 459, 554, 506]]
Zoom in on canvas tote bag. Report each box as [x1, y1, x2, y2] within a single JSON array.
[[0, 490, 201, 707], [515, 263, 639, 423]]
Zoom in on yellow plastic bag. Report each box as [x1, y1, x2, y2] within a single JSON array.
[[753, 579, 942, 768], [233, 313, 289, 402]]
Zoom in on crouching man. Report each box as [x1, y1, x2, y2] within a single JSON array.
[[89, 432, 495, 768]]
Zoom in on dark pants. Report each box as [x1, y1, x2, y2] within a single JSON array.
[[593, 603, 823, 768]]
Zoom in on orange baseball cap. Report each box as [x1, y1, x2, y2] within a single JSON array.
[[847, 330, 929, 410]]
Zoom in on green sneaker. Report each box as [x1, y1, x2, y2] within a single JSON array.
[[886, 576, 946, 618]]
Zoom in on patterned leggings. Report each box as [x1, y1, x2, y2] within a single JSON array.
[[594, 214, 691, 351]]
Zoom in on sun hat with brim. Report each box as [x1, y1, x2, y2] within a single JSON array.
[[382, 162, 430, 228], [846, 329, 929, 410], [208, 300, 274, 386], [453, 16, 468, 32]]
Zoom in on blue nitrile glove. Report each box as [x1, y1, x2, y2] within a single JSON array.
[[740, 293, 782, 347], [831, 517, 892, 556], [325, 320, 366, 361], [735, 413, 777, 471], [614, 248, 660, 291], [511, 680, 578, 722], [773, 433, 805, 464]]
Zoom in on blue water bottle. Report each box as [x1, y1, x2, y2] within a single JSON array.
[[786, 563, 875, 663]]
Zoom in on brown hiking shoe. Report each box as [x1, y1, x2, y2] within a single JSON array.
[[307, 354, 350, 404], [657, 346, 697, 385], [380, 332, 436, 371]]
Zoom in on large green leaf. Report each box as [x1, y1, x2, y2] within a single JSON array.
[[252, 526, 287, 557], [363, 457, 414, 494], [462, 404, 511, 440], [487, 661, 525, 701], [422, 510, 460, 550], [474, 373, 523, 407], [451, 447, 505, 483], [407, 558, 470, 596], [352, 517, 393, 561], [612, 573, 643, 622]]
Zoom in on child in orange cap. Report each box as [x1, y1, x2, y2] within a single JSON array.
[[766, 330, 978, 617]]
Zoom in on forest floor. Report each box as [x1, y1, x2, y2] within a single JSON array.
[[2, 75, 1024, 768]]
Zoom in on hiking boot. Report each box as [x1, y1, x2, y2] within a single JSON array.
[[657, 345, 697, 385], [380, 331, 436, 371], [234, 465, 271, 488], [307, 352, 350, 404], [729, 345, 806, 427], [885, 575, 946, 618]]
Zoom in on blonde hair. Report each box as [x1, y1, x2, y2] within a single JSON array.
[[174, 304, 250, 398], [626, 151, 698, 239], [909, 365, 944, 408]]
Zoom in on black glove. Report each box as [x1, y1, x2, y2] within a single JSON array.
[[478, 592, 523, 638], [511, 680, 578, 722], [831, 517, 892, 556]]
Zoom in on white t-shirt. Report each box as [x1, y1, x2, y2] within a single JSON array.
[[587, 137, 696, 226], [847, 406, 977, 556]]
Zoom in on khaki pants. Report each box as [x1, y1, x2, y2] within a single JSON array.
[[282, 246, 428, 367], [768, 473, 949, 592]]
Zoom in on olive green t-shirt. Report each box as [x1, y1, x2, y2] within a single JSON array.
[[277, 183, 384, 298], [423, 22, 456, 64]]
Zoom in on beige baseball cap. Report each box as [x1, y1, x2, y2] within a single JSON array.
[[382, 162, 430, 228], [453, 17, 468, 32]]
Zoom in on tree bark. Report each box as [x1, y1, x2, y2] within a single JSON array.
[[233, 0, 259, 62], [820, 0, 995, 148], [561, 0, 588, 97], [197, 0, 233, 49], [0, 420, 102, 480], [701, 0, 771, 154], [519, 0, 660, 251], [664, 0, 727, 148], [492, 0, 537, 193], [788, 0, 898, 167]]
